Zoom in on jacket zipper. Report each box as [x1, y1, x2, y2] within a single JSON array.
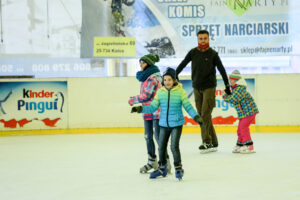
[[166, 90, 170, 128]]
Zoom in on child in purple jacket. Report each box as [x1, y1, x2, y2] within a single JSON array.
[[223, 70, 259, 154]]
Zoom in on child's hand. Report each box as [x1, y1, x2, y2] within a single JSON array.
[[193, 115, 203, 125], [224, 86, 232, 95], [128, 97, 134, 106], [131, 106, 142, 113]]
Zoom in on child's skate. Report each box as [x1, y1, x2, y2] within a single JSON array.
[[232, 145, 242, 153], [240, 145, 255, 154], [175, 165, 184, 181], [149, 164, 168, 179], [167, 158, 172, 174], [175, 169, 184, 181], [140, 155, 158, 173]]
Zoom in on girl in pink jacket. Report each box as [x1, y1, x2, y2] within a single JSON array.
[[129, 54, 170, 174]]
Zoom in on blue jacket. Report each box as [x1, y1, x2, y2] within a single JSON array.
[[143, 83, 198, 128]]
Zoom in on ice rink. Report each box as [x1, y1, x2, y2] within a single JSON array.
[[0, 133, 299, 200]]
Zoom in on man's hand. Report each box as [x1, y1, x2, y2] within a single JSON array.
[[224, 86, 232, 95], [193, 115, 203, 125]]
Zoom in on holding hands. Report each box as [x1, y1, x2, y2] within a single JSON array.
[[224, 85, 232, 95], [193, 115, 203, 125]]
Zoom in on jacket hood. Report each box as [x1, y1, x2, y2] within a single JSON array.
[[236, 78, 247, 86], [161, 82, 182, 91]]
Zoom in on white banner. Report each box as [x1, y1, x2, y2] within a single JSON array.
[[0, 81, 68, 130]]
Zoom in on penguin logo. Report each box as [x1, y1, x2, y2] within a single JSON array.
[[54, 92, 64, 113], [0, 90, 12, 115]]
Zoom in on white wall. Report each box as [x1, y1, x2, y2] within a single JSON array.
[[255, 74, 300, 125], [68, 74, 300, 128], [68, 77, 142, 128], [1, 74, 300, 130]]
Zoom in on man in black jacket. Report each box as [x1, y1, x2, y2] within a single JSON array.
[[176, 30, 231, 153]]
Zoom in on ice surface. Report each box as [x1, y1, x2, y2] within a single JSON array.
[[0, 133, 299, 200]]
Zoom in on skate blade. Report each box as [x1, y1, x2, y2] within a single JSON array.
[[140, 170, 152, 174], [149, 175, 167, 179], [240, 151, 256, 154], [200, 149, 214, 154]]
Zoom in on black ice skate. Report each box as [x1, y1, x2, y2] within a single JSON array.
[[199, 143, 214, 154]]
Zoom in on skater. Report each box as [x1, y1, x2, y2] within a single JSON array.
[[131, 68, 203, 180], [175, 29, 231, 153], [129, 53, 171, 174], [222, 70, 259, 154]]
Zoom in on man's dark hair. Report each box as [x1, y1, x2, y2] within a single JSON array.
[[197, 30, 209, 36]]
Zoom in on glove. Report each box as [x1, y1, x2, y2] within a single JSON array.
[[193, 115, 203, 125], [131, 106, 142, 113], [128, 97, 135, 106], [224, 85, 232, 95]]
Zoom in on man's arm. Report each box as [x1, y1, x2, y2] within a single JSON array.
[[214, 53, 231, 95], [176, 50, 192, 78], [214, 53, 229, 86]]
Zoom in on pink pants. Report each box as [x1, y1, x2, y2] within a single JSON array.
[[237, 114, 256, 143]]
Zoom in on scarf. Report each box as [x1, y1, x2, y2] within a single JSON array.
[[198, 42, 210, 52], [136, 65, 160, 82]]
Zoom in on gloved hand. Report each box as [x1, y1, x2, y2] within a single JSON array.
[[193, 115, 203, 125], [128, 97, 134, 106], [131, 106, 142, 113], [224, 85, 232, 95]]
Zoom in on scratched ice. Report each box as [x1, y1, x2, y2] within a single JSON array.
[[0, 133, 299, 200]]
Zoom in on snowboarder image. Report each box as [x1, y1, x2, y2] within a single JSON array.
[[110, 0, 135, 37]]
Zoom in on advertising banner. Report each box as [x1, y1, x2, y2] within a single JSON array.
[[0, 0, 298, 59], [94, 37, 136, 57], [0, 81, 68, 130], [81, 0, 299, 58], [181, 78, 256, 125], [0, 58, 107, 78]]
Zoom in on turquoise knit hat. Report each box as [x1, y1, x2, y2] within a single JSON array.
[[229, 70, 242, 81], [140, 53, 160, 66]]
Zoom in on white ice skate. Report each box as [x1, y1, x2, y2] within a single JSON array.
[[140, 156, 158, 173], [232, 145, 242, 153], [167, 158, 172, 174], [240, 145, 256, 154]]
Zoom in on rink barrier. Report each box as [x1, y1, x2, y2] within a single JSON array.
[[1, 126, 300, 137]]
